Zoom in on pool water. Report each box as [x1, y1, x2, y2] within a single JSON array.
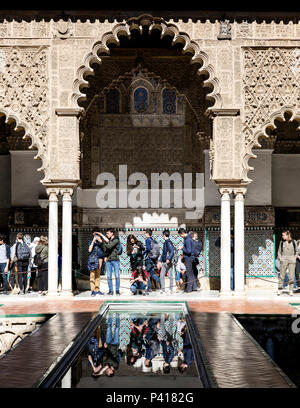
[[57, 309, 201, 388], [235, 314, 300, 388]]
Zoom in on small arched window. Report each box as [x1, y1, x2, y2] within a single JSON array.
[[134, 87, 148, 113], [162, 88, 176, 114], [106, 89, 120, 113]]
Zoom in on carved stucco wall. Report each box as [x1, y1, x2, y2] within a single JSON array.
[[1, 16, 300, 184], [242, 47, 300, 183], [0, 46, 49, 179]]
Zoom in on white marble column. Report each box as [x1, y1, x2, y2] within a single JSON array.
[[61, 188, 74, 296], [46, 188, 59, 296], [233, 188, 247, 296], [219, 188, 232, 296]]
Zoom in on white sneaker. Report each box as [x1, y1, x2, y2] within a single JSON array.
[[277, 290, 282, 296], [289, 290, 294, 296]]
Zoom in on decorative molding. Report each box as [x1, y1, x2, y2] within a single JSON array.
[[55, 108, 83, 117], [217, 20, 232, 40], [207, 108, 240, 118]]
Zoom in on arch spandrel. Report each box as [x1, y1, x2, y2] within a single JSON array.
[[241, 46, 300, 183], [0, 45, 49, 182]]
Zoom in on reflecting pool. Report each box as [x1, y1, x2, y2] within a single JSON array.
[[57, 309, 201, 388]]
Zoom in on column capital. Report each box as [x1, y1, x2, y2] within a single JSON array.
[[60, 187, 74, 200], [46, 187, 60, 198], [233, 187, 247, 199], [219, 187, 232, 198]]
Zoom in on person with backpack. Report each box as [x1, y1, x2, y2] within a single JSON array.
[[98, 229, 121, 295], [10, 232, 31, 295], [0, 234, 10, 295], [28, 237, 40, 293], [126, 234, 145, 272], [191, 232, 202, 289], [175, 254, 186, 292], [157, 230, 175, 294], [277, 230, 297, 296], [178, 227, 196, 293], [159, 313, 177, 374], [35, 235, 49, 295], [88, 227, 105, 296], [143, 229, 161, 293]]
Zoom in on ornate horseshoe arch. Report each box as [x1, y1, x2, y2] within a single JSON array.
[[242, 105, 300, 182], [71, 15, 223, 111], [0, 108, 47, 179]]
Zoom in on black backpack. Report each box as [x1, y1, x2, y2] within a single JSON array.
[[34, 253, 43, 267], [17, 242, 31, 261]]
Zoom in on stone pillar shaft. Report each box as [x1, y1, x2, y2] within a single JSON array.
[[234, 189, 247, 295], [61, 188, 73, 296], [47, 189, 59, 296], [220, 188, 232, 295]]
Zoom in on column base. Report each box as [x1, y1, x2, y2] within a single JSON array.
[[60, 290, 74, 297], [219, 290, 233, 297]]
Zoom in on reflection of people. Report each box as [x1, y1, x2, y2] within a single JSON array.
[[126, 316, 147, 365], [159, 314, 176, 374], [87, 334, 105, 377], [178, 322, 194, 373], [100, 314, 122, 376], [144, 317, 160, 367]]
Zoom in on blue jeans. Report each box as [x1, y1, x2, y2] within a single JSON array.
[[145, 257, 160, 290], [130, 281, 146, 294], [106, 260, 120, 293], [231, 267, 234, 291], [283, 272, 297, 289], [0, 263, 8, 291], [106, 316, 120, 345]]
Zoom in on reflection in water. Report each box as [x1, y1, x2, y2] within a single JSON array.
[[59, 311, 200, 388]]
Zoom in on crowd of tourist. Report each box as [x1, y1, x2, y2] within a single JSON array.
[[87, 227, 202, 297], [0, 228, 299, 297]]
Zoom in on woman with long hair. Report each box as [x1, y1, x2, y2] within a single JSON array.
[[35, 235, 49, 295], [126, 234, 145, 272]]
